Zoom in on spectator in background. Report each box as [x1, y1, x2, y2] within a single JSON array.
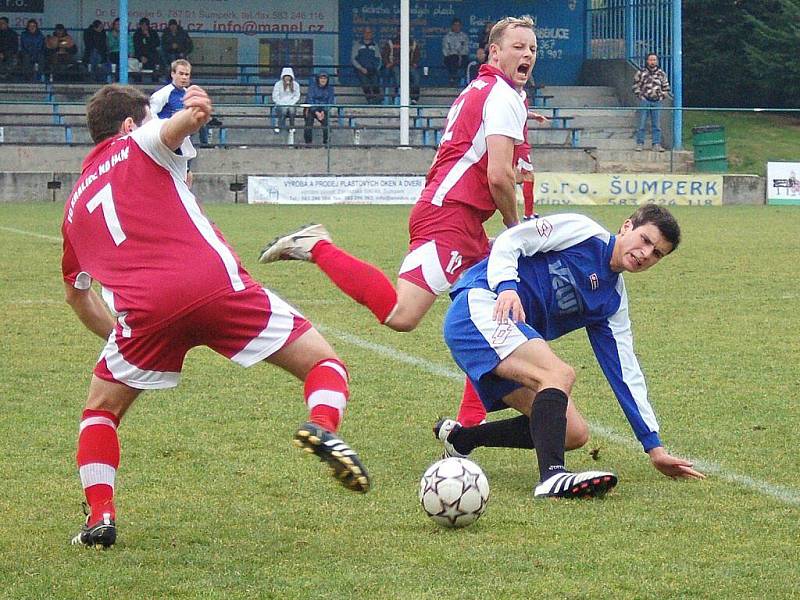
[[45, 24, 77, 80], [351, 27, 382, 104], [272, 66, 300, 141], [133, 17, 160, 82], [161, 19, 192, 64], [19, 19, 45, 81], [633, 52, 670, 152], [304, 72, 335, 145], [106, 18, 122, 78], [442, 18, 469, 85], [466, 46, 486, 82], [83, 20, 108, 82], [381, 32, 422, 104], [380, 33, 399, 96], [0, 17, 18, 81]]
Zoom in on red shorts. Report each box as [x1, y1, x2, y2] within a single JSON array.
[[94, 286, 311, 389], [398, 201, 492, 295]]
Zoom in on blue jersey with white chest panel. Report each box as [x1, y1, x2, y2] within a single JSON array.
[[451, 213, 662, 452], [149, 83, 185, 119]]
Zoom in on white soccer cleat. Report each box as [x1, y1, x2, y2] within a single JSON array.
[[433, 418, 469, 459], [258, 223, 332, 263], [534, 470, 618, 499]]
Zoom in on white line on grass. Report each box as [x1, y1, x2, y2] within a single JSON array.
[[0, 226, 61, 242], [8, 223, 796, 507], [321, 325, 800, 507]]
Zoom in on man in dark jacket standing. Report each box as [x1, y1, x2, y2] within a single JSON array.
[[633, 52, 670, 152], [351, 28, 382, 104], [304, 72, 335, 145]]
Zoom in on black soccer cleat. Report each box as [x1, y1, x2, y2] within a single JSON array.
[[71, 507, 116, 549], [433, 417, 469, 459], [533, 470, 618, 499], [294, 421, 371, 493]]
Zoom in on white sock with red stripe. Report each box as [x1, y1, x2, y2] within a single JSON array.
[[77, 409, 120, 525], [304, 359, 349, 433]]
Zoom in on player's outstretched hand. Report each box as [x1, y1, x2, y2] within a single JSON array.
[[648, 446, 706, 480], [528, 110, 550, 123], [493, 289, 525, 324]]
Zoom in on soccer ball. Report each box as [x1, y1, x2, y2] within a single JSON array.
[[419, 457, 490, 528]]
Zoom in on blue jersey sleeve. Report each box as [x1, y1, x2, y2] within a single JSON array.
[[585, 278, 662, 452]]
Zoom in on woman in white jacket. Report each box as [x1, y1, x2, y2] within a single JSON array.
[[272, 66, 301, 135]]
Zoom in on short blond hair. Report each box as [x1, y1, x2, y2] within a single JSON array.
[[171, 59, 191, 73], [487, 16, 535, 47]]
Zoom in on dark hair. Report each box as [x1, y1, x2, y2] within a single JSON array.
[[139, 17, 150, 26], [0, 17, 9, 24], [452, 18, 462, 25], [628, 203, 681, 252], [86, 84, 149, 144]]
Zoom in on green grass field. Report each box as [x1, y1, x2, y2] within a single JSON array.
[[1, 202, 799, 599]]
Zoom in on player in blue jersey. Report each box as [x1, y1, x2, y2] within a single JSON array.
[[150, 59, 199, 185], [436, 204, 706, 498]]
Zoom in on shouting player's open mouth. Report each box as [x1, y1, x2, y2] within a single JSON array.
[[515, 62, 531, 84]]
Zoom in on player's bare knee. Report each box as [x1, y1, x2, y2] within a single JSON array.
[[384, 310, 421, 332], [566, 422, 590, 450], [550, 362, 576, 393]]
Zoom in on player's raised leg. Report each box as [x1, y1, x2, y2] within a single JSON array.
[[258, 225, 444, 332], [259, 224, 400, 326]]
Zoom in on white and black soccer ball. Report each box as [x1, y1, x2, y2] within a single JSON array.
[[419, 457, 490, 528]]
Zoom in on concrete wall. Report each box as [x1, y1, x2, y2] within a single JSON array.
[[0, 170, 767, 205], [579, 58, 675, 150], [723, 175, 765, 206], [0, 144, 598, 176]]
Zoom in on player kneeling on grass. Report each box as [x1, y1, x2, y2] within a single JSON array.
[[436, 205, 706, 498], [62, 84, 370, 549]]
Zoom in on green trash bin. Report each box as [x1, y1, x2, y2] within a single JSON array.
[[692, 125, 728, 172]]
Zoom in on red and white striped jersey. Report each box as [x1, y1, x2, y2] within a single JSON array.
[[61, 118, 257, 337], [419, 63, 527, 213]]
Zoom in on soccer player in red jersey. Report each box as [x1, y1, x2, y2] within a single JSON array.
[[63, 84, 370, 549], [260, 16, 536, 332], [261, 17, 539, 431]]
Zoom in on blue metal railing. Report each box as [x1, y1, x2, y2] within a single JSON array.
[[586, 0, 681, 148], [586, 0, 673, 80]]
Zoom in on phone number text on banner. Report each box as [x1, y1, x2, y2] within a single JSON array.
[[534, 173, 724, 206], [248, 176, 425, 204]]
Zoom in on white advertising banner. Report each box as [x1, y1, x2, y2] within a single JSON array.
[[766, 162, 800, 206], [248, 176, 425, 205]]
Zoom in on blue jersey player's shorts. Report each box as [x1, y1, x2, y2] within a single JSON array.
[[443, 287, 543, 412]]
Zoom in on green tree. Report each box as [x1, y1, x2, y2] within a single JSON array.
[[683, 0, 800, 107]]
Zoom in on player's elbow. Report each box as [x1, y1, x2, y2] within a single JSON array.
[[64, 285, 83, 307], [487, 168, 515, 193]]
